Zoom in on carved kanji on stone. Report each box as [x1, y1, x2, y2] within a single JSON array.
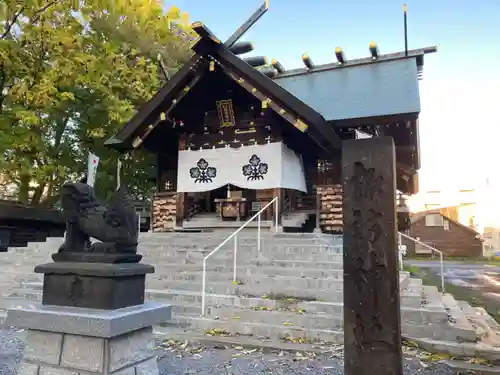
[[343, 138, 403, 375]]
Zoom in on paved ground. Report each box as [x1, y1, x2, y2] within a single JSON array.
[[0, 327, 460, 375], [406, 259, 500, 298]]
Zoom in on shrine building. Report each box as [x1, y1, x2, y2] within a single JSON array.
[[106, 21, 436, 233]]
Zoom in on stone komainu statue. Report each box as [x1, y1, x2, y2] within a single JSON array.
[[53, 182, 140, 263]]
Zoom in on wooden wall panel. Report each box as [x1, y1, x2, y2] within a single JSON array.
[[152, 193, 177, 232], [317, 184, 343, 233]]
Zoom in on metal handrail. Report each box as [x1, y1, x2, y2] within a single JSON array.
[[201, 196, 279, 316], [398, 231, 445, 294]]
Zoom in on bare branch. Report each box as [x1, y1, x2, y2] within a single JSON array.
[[1, 0, 59, 39], [30, 0, 59, 24], [1, 6, 25, 39]]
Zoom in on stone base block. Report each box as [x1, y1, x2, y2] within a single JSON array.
[[34, 262, 154, 309], [7, 302, 171, 375]]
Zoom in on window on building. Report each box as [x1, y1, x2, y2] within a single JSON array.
[[425, 214, 444, 227], [443, 219, 450, 231]]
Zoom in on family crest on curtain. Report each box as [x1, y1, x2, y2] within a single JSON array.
[[177, 142, 306, 193]]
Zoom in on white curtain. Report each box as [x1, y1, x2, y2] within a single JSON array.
[[177, 142, 306, 193]]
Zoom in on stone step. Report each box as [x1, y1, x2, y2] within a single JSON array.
[[402, 322, 477, 343], [458, 302, 500, 344], [163, 315, 345, 344], [2, 244, 343, 257], [202, 306, 474, 342], [296, 300, 449, 325], [172, 246, 343, 256], [250, 260, 344, 270], [162, 311, 476, 345], [0, 289, 436, 326], [157, 281, 341, 300], [6, 245, 344, 261], [2, 288, 304, 312], [5, 275, 415, 311], [401, 292, 423, 308], [20, 275, 348, 295], [152, 273, 408, 300], [0, 264, 347, 286], [148, 278, 346, 295], [12, 271, 410, 301], [0, 254, 52, 263], [421, 285, 447, 311], [410, 337, 500, 361], [0, 259, 347, 274], [26, 233, 342, 242], [9, 235, 339, 249], [0, 264, 345, 286], [441, 293, 477, 340], [0, 292, 476, 344], [153, 269, 345, 282], [0, 276, 475, 345], [206, 306, 344, 330], [143, 242, 342, 252], [138, 232, 340, 241], [145, 252, 345, 264]]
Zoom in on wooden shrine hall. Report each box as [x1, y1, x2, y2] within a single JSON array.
[[106, 9, 437, 232]]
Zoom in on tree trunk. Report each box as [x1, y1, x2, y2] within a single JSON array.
[[30, 181, 46, 205], [18, 174, 31, 204]]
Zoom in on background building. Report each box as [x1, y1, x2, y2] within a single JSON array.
[[404, 209, 483, 258], [408, 187, 481, 232]]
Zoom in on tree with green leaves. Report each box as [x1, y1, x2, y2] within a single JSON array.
[[0, 0, 194, 205]]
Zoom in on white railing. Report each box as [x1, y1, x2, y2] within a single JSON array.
[[398, 231, 445, 294], [201, 197, 279, 316]]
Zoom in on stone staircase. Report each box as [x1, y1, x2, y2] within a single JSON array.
[[182, 212, 309, 230], [1, 231, 500, 359]]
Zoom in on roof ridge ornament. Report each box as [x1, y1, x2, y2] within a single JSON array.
[[223, 1, 270, 48], [191, 1, 269, 50]]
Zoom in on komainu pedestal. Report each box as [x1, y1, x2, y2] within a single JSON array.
[[7, 303, 170, 375], [6, 182, 170, 375]]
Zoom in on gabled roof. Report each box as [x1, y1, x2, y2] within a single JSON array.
[[272, 46, 436, 124], [106, 23, 342, 152], [410, 208, 480, 237], [274, 46, 436, 79], [105, 54, 203, 149], [274, 58, 421, 122]]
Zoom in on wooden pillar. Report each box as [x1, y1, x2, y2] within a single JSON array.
[[302, 153, 317, 195], [155, 152, 162, 193], [342, 137, 403, 375], [273, 188, 284, 229], [175, 193, 186, 229], [175, 135, 186, 229], [289, 189, 297, 212]]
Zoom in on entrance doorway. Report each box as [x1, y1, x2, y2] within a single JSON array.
[[185, 186, 259, 222]]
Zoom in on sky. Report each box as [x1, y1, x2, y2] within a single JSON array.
[[166, 0, 500, 193]]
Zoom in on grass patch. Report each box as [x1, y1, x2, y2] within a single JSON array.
[[403, 264, 421, 276], [403, 265, 500, 323]]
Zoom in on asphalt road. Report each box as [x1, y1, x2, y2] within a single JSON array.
[[405, 259, 500, 300]]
